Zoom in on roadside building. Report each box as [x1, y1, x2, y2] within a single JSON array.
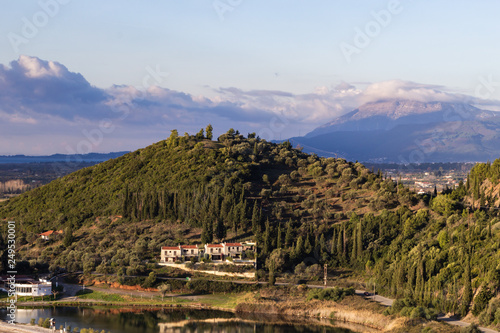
[[0, 276, 52, 297]]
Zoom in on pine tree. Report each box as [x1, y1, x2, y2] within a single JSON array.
[[206, 124, 213, 140], [196, 128, 204, 140]]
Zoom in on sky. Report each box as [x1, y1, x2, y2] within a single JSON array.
[[1, 0, 500, 155]]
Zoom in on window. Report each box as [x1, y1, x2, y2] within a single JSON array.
[[191, 250, 194, 254]]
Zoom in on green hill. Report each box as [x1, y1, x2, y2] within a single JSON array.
[[1, 127, 500, 326]]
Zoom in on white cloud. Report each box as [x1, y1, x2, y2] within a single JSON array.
[[1, 56, 499, 154], [359, 80, 460, 104]]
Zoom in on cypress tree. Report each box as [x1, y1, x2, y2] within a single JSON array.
[[330, 229, 336, 256], [263, 219, 271, 255], [122, 185, 130, 218], [251, 201, 260, 235], [285, 219, 293, 247], [342, 223, 347, 259], [319, 234, 326, 257], [63, 226, 74, 248], [461, 254, 472, 317], [337, 227, 343, 259], [294, 235, 304, 259], [215, 217, 226, 242], [357, 222, 363, 259], [277, 224, 282, 249], [304, 234, 313, 254], [351, 228, 357, 263]]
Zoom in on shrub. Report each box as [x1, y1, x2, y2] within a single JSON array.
[[306, 287, 355, 302], [472, 287, 493, 316], [460, 324, 482, 333], [30, 318, 35, 325]]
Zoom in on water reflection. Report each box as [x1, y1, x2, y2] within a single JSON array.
[[1, 307, 363, 333]]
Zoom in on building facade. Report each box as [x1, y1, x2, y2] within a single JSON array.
[[15, 281, 52, 297]]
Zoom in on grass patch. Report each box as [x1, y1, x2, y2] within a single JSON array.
[[196, 292, 254, 309], [76, 289, 125, 302]]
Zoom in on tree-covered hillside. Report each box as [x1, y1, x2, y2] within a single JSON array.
[[2, 128, 500, 327]]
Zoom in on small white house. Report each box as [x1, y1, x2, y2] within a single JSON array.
[[15, 281, 52, 297], [161, 246, 181, 263], [39, 230, 63, 241], [180, 245, 200, 261], [204, 244, 224, 261], [222, 242, 243, 259], [161, 245, 202, 263]]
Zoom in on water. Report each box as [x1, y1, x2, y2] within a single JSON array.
[[0, 307, 360, 333]]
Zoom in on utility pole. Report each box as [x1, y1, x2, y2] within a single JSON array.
[[324, 264, 327, 287]]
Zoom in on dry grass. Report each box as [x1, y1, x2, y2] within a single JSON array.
[[236, 290, 393, 330]]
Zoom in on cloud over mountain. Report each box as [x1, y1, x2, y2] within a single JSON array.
[[360, 80, 462, 104], [1, 56, 498, 155]]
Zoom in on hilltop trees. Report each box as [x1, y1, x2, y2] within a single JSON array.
[[4, 127, 500, 321]]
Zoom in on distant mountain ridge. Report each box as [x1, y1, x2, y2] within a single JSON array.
[[291, 99, 500, 163], [306, 100, 496, 137], [0, 152, 129, 164]]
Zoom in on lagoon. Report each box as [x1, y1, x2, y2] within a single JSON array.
[[0, 307, 363, 333]]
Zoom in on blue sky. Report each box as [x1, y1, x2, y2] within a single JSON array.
[[1, 1, 500, 154]]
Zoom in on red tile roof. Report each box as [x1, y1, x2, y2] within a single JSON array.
[[206, 244, 223, 248], [224, 243, 242, 247], [39, 230, 63, 236], [161, 246, 180, 250], [182, 245, 198, 249]]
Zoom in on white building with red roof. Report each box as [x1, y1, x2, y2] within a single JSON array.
[[204, 243, 224, 261], [39, 230, 63, 241], [161, 244, 201, 263], [222, 242, 243, 259]]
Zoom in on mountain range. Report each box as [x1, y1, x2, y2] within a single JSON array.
[[290, 100, 500, 163]]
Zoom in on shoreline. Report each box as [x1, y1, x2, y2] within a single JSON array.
[[3, 299, 383, 332]]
